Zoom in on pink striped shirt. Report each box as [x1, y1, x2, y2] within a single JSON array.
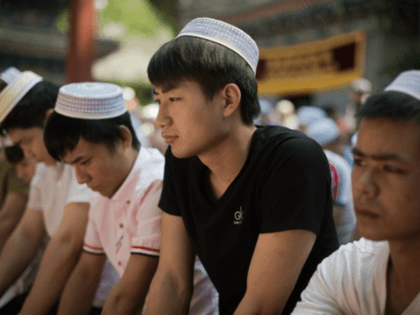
[[83, 148, 164, 276]]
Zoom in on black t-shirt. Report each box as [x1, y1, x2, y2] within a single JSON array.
[[159, 125, 339, 314]]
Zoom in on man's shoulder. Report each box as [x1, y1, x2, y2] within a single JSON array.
[[30, 163, 51, 188], [325, 238, 388, 270], [255, 125, 323, 155]]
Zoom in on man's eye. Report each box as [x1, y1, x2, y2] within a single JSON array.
[[80, 160, 91, 166], [383, 165, 404, 174], [169, 97, 180, 102], [353, 158, 364, 166]]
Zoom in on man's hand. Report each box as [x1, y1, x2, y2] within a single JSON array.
[[234, 230, 316, 315], [58, 251, 106, 315], [0, 191, 28, 252], [101, 254, 158, 315], [146, 213, 195, 315], [20, 202, 89, 315]]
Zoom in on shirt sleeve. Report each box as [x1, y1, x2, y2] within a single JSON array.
[[291, 241, 365, 315], [158, 148, 182, 216], [27, 166, 44, 211], [290, 251, 344, 314], [83, 210, 105, 255], [130, 180, 163, 257], [260, 137, 333, 235]]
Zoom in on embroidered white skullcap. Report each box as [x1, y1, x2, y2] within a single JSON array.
[[176, 17, 259, 74], [55, 82, 127, 119], [296, 106, 327, 126], [307, 117, 339, 146], [0, 67, 21, 84], [0, 71, 43, 122], [384, 70, 420, 101]]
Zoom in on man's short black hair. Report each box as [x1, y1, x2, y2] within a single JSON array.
[[357, 91, 420, 124], [4, 145, 25, 164], [44, 111, 140, 161], [147, 36, 260, 125], [0, 81, 59, 133]]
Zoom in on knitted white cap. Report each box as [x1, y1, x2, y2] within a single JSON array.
[[0, 67, 21, 84], [384, 70, 420, 101], [307, 117, 339, 146], [177, 17, 259, 74], [0, 71, 43, 122], [55, 82, 127, 119]]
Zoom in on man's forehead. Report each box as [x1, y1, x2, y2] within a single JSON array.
[[153, 80, 195, 95], [356, 118, 420, 159], [7, 127, 33, 140]]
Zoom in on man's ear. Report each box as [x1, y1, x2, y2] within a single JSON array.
[[118, 125, 133, 149], [44, 108, 54, 121], [221, 83, 241, 118]]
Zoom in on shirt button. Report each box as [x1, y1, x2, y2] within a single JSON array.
[[119, 223, 124, 228], [118, 261, 122, 266]]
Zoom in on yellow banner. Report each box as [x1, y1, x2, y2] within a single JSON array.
[[257, 31, 366, 95]]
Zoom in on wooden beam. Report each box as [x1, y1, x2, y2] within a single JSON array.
[[66, 0, 96, 83]]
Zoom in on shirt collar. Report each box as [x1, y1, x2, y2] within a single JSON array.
[[110, 149, 142, 203]]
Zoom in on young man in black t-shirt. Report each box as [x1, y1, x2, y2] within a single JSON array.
[[145, 17, 339, 315]]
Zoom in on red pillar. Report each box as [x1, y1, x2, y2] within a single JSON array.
[[66, 0, 96, 83]]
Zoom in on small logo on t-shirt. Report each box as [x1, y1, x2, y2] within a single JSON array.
[[234, 206, 243, 225]]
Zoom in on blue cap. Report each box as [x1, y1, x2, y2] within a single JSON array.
[[296, 106, 327, 126], [0, 67, 21, 84], [307, 117, 339, 146]]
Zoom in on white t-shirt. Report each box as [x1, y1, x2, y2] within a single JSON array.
[[83, 148, 219, 314], [27, 162, 119, 307], [28, 163, 90, 237], [291, 238, 420, 314], [325, 150, 356, 245]]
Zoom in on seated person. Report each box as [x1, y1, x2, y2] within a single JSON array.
[[0, 142, 33, 309], [44, 82, 218, 314], [0, 143, 30, 252], [0, 70, 118, 314], [145, 17, 338, 315], [306, 118, 356, 245], [292, 70, 420, 314]]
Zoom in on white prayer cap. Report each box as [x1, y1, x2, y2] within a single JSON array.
[[351, 78, 371, 94], [0, 71, 43, 122], [55, 82, 127, 120], [296, 106, 327, 126], [384, 70, 420, 101], [0, 67, 21, 84], [177, 17, 259, 74], [307, 117, 339, 146]]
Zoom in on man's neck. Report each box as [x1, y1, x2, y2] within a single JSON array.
[[199, 124, 257, 199], [387, 236, 420, 313]]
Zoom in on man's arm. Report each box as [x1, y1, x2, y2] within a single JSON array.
[[0, 191, 28, 252], [58, 251, 106, 315], [234, 230, 316, 315], [102, 254, 158, 315], [0, 208, 46, 296], [146, 213, 195, 315], [20, 202, 89, 315]]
